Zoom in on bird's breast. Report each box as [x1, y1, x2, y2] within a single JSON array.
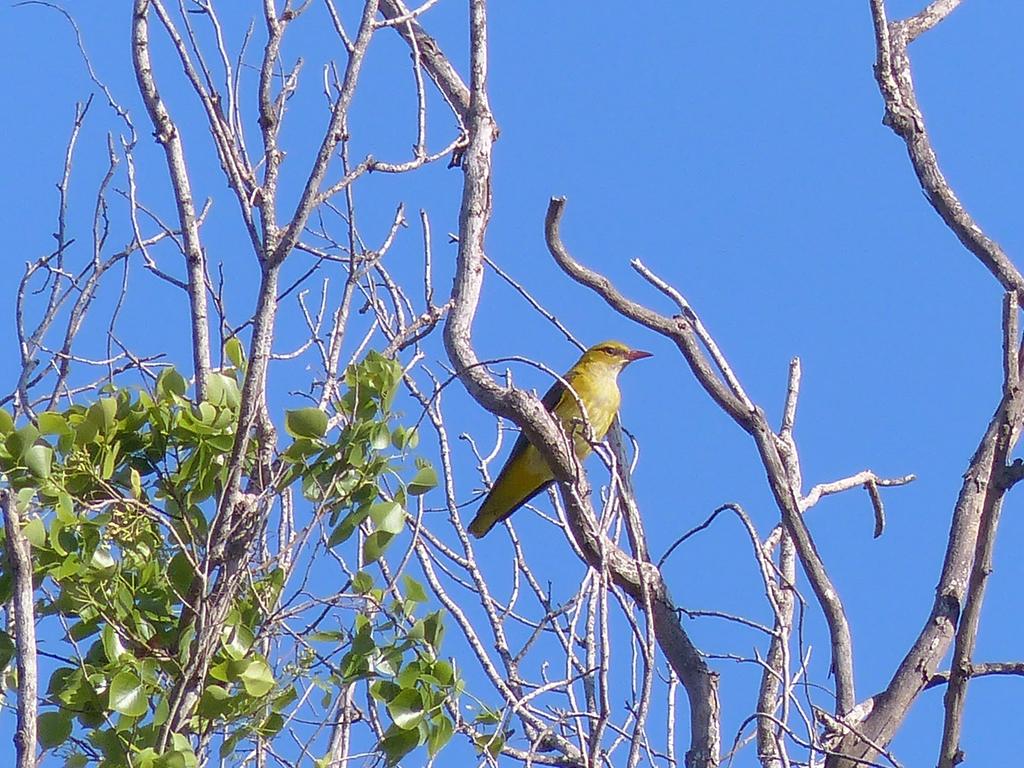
[[565, 381, 620, 457]]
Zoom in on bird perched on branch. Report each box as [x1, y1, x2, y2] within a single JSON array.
[[468, 341, 652, 538]]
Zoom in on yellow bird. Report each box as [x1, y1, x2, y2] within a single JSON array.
[[468, 341, 652, 538]]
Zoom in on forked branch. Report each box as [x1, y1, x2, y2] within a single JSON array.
[[544, 196, 867, 718]]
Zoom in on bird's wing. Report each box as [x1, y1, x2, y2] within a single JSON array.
[[466, 378, 569, 537], [502, 376, 569, 468]]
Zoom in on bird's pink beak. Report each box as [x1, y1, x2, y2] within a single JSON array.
[[626, 349, 653, 363]]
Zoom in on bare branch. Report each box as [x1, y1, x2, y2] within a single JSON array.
[[938, 423, 1012, 765], [902, 0, 964, 41], [780, 357, 800, 439], [868, 0, 1020, 298], [800, 471, 915, 524], [1004, 290, 1019, 394], [131, 0, 212, 399], [272, 1, 379, 266], [15, 98, 91, 418], [147, 0, 261, 252], [379, 0, 471, 124], [757, 530, 797, 768], [926, 662, 1024, 690], [484, 254, 584, 352], [630, 258, 755, 414]]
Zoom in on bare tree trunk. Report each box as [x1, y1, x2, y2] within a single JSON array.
[[2, 490, 38, 768]]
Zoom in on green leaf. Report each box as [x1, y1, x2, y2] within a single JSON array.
[[224, 337, 246, 371], [22, 517, 46, 548], [56, 493, 75, 523], [68, 620, 100, 642], [271, 685, 298, 713], [101, 625, 128, 663], [375, 652, 399, 679], [156, 368, 187, 401], [153, 695, 169, 727], [370, 422, 392, 450], [407, 464, 438, 496], [346, 442, 365, 467], [65, 754, 89, 768], [168, 552, 195, 597], [0, 408, 13, 436], [339, 650, 370, 682], [15, 487, 35, 512], [218, 730, 243, 761], [391, 425, 419, 450], [206, 372, 241, 410], [221, 623, 254, 661], [37, 709, 72, 748], [362, 531, 394, 563], [427, 714, 454, 757], [285, 408, 328, 439], [327, 505, 371, 548], [396, 660, 421, 689], [40, 515, 62, 553], [208, 660, 233, 683], [423, 611, 445, 651], [74, 418, 98, 447], [379, 724, 421, 767], [171, 733, 197, 755], [194, 401, 217, 427], [474, 707, 501, 725], [109, 670, 148, 717], [258, 712, 285, 737], [155, 740, 197, 768], [402, 575, 427, 604], [432, 659, 455, 686], [197, 684, 232, 718], [101, 444, 118, 480], [282, 437, 320, 462], [387, 688, 426, 730], [370, 680, 402, 703], [48, 668, 80, 703], [475, 730, 505, 758], [352, 571, 374, 594], [239, 659, 275, 697], [37, 411, 70, 436], [24, 444, 53, 478], [370, 501, 405, 534], [86, 398, 118, 434], [90, 547, 116, 572], [309, 629, 346, 643], [6, 424, 40, 459]]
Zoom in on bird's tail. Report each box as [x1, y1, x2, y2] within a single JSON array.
[[467, 461, 552, 538]]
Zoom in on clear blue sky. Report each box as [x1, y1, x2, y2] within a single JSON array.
[[2, 2, 1023, 766]]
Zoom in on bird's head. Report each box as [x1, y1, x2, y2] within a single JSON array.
[[579, 341, 652, 373]]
